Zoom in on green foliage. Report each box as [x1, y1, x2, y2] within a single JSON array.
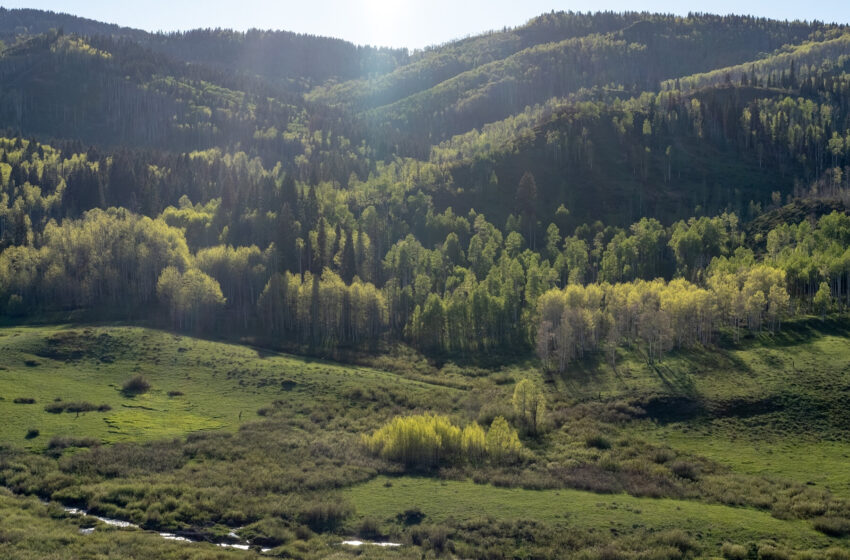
[[460, 422, 486, 464], [537, 263, 792, 370], [364, 413, 524, 468], [814, 281, 834, 318], [121, 375, 151, 396], [363, 413, 462, 468], [485, 416, 522, 464], [511, 378, 546, 434], [156, 266, 225, 330]]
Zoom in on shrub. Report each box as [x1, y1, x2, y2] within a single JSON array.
[[651, 448, 675, 464], [485, 416, 523, 465], [167, 390, 184, 397], [240, 518, 294, 548], [122, 375, 151, 395], [397, 508, 425, 526], [757, 544, 790, 560], [461, 422, 486, 463], [25, 427, 39, 439], [721, 542, 748, 559], [585, 433, 612, 450], [13, 397, 36, 404], [512, 378, 546, 434], [44, 402, 110, 414], [825, 548, 850, 560], [669, 460, 700, 481], [356, 518, 383, 540], [411, 525, 449, 553], [47, 436, 100, 450], [813, 516, 850, 537], [365, 414, 523, 468], [364, 413, 462, 468], [296, 499, 352, 532], [654, 529, 695, 553]]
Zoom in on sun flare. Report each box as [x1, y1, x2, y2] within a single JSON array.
[[361, 0, 411, 46]]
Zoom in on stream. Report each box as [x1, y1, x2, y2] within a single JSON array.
[[12, 490, 402, 552], [5, 485, 401, 552], [53, 501, 269, 552]]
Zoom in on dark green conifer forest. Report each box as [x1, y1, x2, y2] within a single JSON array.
[[2, 7, 850, 559]]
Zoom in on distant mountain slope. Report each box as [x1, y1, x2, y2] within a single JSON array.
[[0, 29, 376, 187], [0, 8, 848, 230], [308, 14, 840, 155], [0, 8, 408, 89], [145, 29, 408, 90], [307, 11, 646, 111], [0, 7, 150, 41]]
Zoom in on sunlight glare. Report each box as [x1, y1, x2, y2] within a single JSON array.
[[362, 0, 411, 47]]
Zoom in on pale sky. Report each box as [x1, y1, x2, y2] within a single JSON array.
[[2, 1, 850, 50]]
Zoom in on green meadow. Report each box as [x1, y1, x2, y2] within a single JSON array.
[[0, 324, 455, 448], [0, 320, 849, 558]]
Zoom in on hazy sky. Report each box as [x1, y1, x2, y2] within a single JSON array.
[[3, 1, 850, 50]]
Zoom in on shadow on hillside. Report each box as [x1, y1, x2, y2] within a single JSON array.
[[648, 361, 698, 397], [723, 317, 850, 350], [548, 353, 630, 398]]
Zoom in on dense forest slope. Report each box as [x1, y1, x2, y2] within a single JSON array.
[[0, 7, 407, 88], [0, 10, 849, 355]]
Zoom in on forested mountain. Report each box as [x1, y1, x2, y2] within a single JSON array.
[[1, 8, 849, 360], [0, 7, 150, 42], [0, 8, 407, 89]]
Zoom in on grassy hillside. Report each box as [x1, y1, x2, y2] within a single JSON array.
[[0, 324, 455, 448]]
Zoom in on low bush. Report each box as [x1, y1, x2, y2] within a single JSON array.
[[296, 498, 352, 532], [13, 397, 36, 404], [410, 524, 450, 553], [44, 402, 111, 414], [669, 460, 700, 481], [585, 433, 612, 450], [654, 529, 695, 553], [813, 516, 850, 537], [240, 518, 294, 548], [721, 542, 748, 559], [122, 375, 152, 395], [825, 548, 850, 560], [356, 517, 383, 540], [757, 544, 790, 560], [47, 436, 100, 450], [397, 507, 426, 525]]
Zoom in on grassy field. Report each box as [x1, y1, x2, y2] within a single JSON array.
[[0, 324, 457, 449], [1, 320, 849, 558], [346, 476, 831, 547], [546, 320, 850, 499]]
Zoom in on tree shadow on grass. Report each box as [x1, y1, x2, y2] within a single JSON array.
[[647, 360, 698, 397], [725, 317, 850, 350], [548, 353, 629, 399]]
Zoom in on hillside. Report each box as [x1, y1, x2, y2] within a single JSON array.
[[1, 7, 850, 559]]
